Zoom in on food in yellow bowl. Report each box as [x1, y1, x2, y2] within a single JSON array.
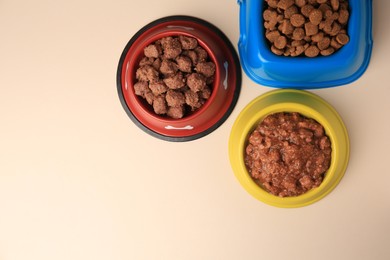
[[229, 89, 349, 208]]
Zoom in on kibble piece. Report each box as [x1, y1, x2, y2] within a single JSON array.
[[284, 5, 299, 18], [144, 89, 154, 105], [305, 22, 319, 36], [311, 32, 324, 42], [279, 20, 294, 35], [266, 30, 281, 43], [263, 9, 278, 21], [152, 58, 161, 70], [330, 37, 342, 49], [271, 45, 284, 55], [153, 95, 168, 115], [167, 105, 185, 119], [196, 62, 216, 78], [309, 9, 323, 25], [290, 14, 306, 27], [139, 57, 154, 67], [165, 89, 186, 107], [266, 0, 279, 8], [338, 9, 349, 24], [178, 35, 198, 50], [329, 22, 341, 36], [330, 0, 339, 11], [161, 37, 182, 59], [274, 35, 288, 49], [336, 33, 349, 45], [200, 86, 211, 99], [175, 55, 192, 73], [194, 46, 208, 63], [305, 45, 320, 57], [318, 3, 332, 15], [149, 80, 167, 96], [295, 0, 307, 8], [320, 47, 335, 56], [183, 50, 198, 65], [316, 0, 328, 4], [301, 4, 315, 17], [136, 65, 159, 82], [317, 37, 331, 50], [144, 44, 162, 58], [292, 28, 305, 40], [291, 40, 305, 47], [184, 90, 201, 110], [277, 0, 295, 10], [163, 72, 186, 89], [295, 45, 307, 56], [134, 81, 149, 97], [187, 73, 206, 92], [159, 59, 178, 75]]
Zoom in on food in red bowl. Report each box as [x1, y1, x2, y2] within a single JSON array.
[[117, 16, 241, 141]]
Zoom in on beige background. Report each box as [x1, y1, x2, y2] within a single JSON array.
[[1, 0, 389, 259]]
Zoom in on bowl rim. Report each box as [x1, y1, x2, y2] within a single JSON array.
[[228, 89, 350, 208], [117, 15, 242, 142]]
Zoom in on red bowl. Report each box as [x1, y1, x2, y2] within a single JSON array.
[[117, 16, 241, 141]]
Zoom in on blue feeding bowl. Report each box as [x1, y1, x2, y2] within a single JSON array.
[[238, 0, 373, 89]]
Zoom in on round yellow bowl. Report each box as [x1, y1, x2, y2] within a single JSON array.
[[229, 89, 350, 208]]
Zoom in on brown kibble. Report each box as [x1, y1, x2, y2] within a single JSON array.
[[295, 0, 307, 8], [324, 10, 333, 19], [317, 37, 331, 50], [290, 14, 306, 27], [331, 37, 342, 49], [285, 5, 299, 19], [305, 45, 320, 57], [305, 22, 319, 36], [320, 47, 335, 56], [144, 44, 162, 58], [330, 0, 339, 11], [271, 45, 284, 55], [263, 9, 278, 21], [318, 3, 332, 15], [301, 5, 315, 18], [279, 19, 294, 35], [336, 33, 350, 45], [153, 95, 168, 115], [277, 0, 295, 10], [329, 22, 341, 36], [338, 9, 349, 24], [295, 45, 307, 56], [167, 105, 184, 119], [266, 30, 281, 43], [311, 32, 324, 42], [266, 0, 279, 8], [309, 9, 323, 25], [264, 20, 278, 30], [292, 40, 305, 47], [304, 35, 312, 42], [264, 0, 349, 57], [274, 36, 288, 49], [292, 28, 305, 40]]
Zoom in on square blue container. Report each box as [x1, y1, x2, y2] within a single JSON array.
[[238, 0, 373, 89]]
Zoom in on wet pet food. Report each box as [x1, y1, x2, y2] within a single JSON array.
[[245, 112, 332, 197], [134, 36, 215, 119], [263, 0, 350, 57]]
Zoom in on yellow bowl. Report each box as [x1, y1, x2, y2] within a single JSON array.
[[229, 89, 350, 208]]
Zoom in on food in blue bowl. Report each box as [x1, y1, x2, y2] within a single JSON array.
[[237, 0, 373, 88]]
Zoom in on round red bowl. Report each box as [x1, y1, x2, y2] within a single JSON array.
[[117, 16, 242, 142]]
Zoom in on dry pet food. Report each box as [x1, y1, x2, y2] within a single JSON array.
[[245, 112, 332, 197], [134, 36, 216, 119], [263, 0, 350, 57]]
